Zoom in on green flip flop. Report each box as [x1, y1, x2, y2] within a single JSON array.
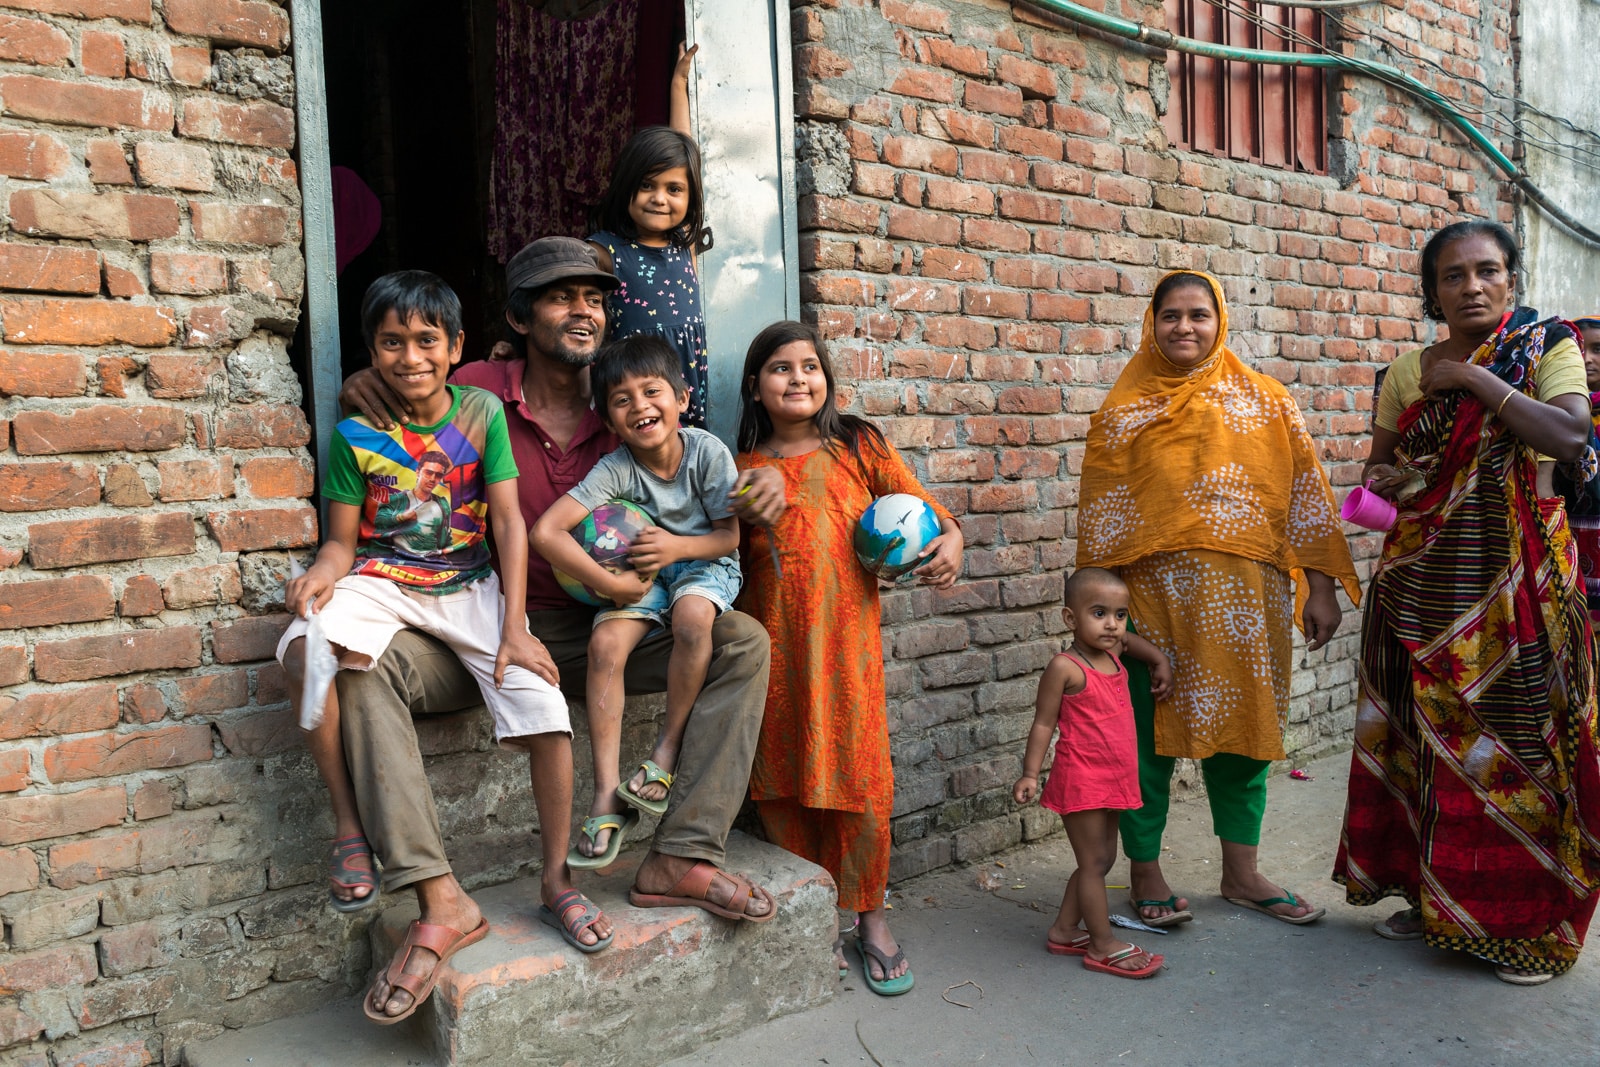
[[1223, 887, 1326, 925], [1129, 894, 1193, 927], [567, 809, 638, 870], [616, 759, 675, 817], [855, 936, 914, 996]]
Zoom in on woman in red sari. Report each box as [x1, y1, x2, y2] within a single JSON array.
[[1335, 221, 1600, 984]]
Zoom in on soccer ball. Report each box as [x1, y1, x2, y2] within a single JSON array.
[[554, 499, 656, 606], [854, 494, 941, 581]]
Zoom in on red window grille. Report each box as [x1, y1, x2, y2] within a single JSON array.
[[1162, 0, 1326, 174]]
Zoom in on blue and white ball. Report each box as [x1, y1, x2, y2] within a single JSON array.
[[854, 494, 942, 581]]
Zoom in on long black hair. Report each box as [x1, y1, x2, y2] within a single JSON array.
[[592, 126, 714, 255], [737, 320, 887, 463], [1421, 220, 1519, 322]]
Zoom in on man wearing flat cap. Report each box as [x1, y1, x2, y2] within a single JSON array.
[[338, 237, 785, 1023]]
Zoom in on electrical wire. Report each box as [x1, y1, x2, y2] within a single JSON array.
[[1020, 0, 1600, 246]]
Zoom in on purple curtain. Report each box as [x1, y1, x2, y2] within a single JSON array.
[[489, 0, 640, 260]]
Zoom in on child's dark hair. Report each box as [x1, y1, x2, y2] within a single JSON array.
[[737, 320, 888, 463], [360, 270, 463, 350], [590, 335, 687, 418], [1151, 271, 1218, 316], [592, 126, 714, 255], [1420, 220, 1519, 322]]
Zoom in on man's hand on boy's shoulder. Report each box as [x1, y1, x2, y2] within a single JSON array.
[[495, 628, 559, 688], [339, 367, 412, 430], [729, 467, 786, 526]]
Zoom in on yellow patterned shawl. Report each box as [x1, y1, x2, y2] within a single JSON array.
[[1076, 270, 1359, 614]]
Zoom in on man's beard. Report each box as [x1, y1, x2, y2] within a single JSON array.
[[532, 322, 602, 367]]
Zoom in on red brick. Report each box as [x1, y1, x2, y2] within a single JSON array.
[[799, 195, 880, 234], [44, 722, 210, 783], [881, 0, 949, 33], [886, 205, 961, 245], [145, 353, 219, 397], [998, 190, 1062, 223], [161, 563, 242, 611], [177, 96, 294, 147], [920, 37, 988, 77], [0, 846, 39, 892], [165, 0, 288, 49], [58, 1038, 156, 1067], [102, 259, 145, 297], [996, 53, 1057, 99], [0, 350, 88, 397], [887, 277, 959, 312], [997, 386, 1062, 414], [76, 971, 175, 1029], [0, 14, 71, 66], [236, 456, 313, 499], [120, 575, 164, 619], [0, 0, 151, 20], [964, 287, 1028, 319], [102, 463, 152, 506], [132, 140, 214, 191], [148, 250, 225, 294], [997, 124, 1062, 160], [81, 29, 127, 77], [33, 626, 203, 683], [120, 682, 165, 724], [12, 404, 185, 455], [881, 134, 958, 175], [131, 779, 174, 819], [189, 199, 294, 245], [0, 943, 98, 993], [157, 456, 231, 500], [0, 646, 27, 686], [0, 750, 29, 793], [172, 668, 247, 713], [964, 81, 1024, 117], [184, 302, 248, 347], [0, 786, 125, 846], [0, 460, 100, 512], [961, 218, 1030, 253], [927, 107, 994, 147], [0, 74, 172, 130], [888, 66, 956, 103], [26, 512, 194, 569], [8, 188, 179, 242], [0, 575, 115, 630], [210, 613, 292, 663], [0, 241, 103, 294], [213, 404, 310, 449], [0, 297, 175, 347], [795, 43, 851, 80], [5, 685, 117, 750], [0, 127, 70, 179], [923, 179, 994, 214], [922, 316, 996, 351], [49, 810, 219, 887], [166, 43, 211, 85]]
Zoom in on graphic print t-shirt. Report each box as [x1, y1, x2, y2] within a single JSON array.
[[322, 385, 519, 595]]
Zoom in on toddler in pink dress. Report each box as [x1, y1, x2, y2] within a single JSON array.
[[1014, 567, 1174, 980]]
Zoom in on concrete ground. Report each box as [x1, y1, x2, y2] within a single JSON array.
[[664, 750, 1600, 1067], [191, 750, 1600, 1066]]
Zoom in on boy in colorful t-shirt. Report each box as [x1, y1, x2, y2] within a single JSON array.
[[278, 272, 582, 940]]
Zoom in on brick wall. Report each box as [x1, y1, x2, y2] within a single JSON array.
[[790, 0, 1516, 880], [0, 0, 1525, 1060]]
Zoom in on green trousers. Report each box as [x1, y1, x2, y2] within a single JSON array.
[[1118, 655, 1271, 863]]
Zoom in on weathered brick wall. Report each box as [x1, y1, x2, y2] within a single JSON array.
[[0, 2, 339, 1064], [790, 0, 1516, 881]]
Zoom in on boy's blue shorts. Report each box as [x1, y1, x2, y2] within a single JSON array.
[[593, 557, 741, 629]]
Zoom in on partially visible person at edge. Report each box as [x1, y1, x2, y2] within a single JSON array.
[[1554, 313, 1600, 622], [334, 236, 787, 1024], [1335, 220, 1600, 986], [1076, 269, 1359, 929]]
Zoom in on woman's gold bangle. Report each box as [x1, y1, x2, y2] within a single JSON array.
[[1496, 389, 1516, 417]]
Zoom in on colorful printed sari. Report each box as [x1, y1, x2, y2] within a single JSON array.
[[1554, 315, 1600, 621], [1334, 307, 1600, 975]]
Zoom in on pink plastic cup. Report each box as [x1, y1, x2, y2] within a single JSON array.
[[1341, 480, 1397, 531]]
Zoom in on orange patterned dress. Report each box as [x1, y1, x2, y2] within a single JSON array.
[[737, 441, 952, 912]]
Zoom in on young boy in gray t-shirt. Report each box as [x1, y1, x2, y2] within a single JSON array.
[[532, 336, 743, 868]]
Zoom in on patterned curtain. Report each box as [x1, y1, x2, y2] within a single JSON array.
[[489, 0, 640, 261]]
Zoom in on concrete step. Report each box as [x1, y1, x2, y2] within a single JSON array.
[[186, 832, 836, 1067]]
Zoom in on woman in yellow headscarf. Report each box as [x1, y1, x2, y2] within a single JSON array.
[[1077, 270, 1359, 927]]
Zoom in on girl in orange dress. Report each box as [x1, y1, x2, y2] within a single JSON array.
[[735, 321, 965, 996]]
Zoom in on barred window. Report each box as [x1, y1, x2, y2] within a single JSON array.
[[1161, 0, 1326, 174]]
